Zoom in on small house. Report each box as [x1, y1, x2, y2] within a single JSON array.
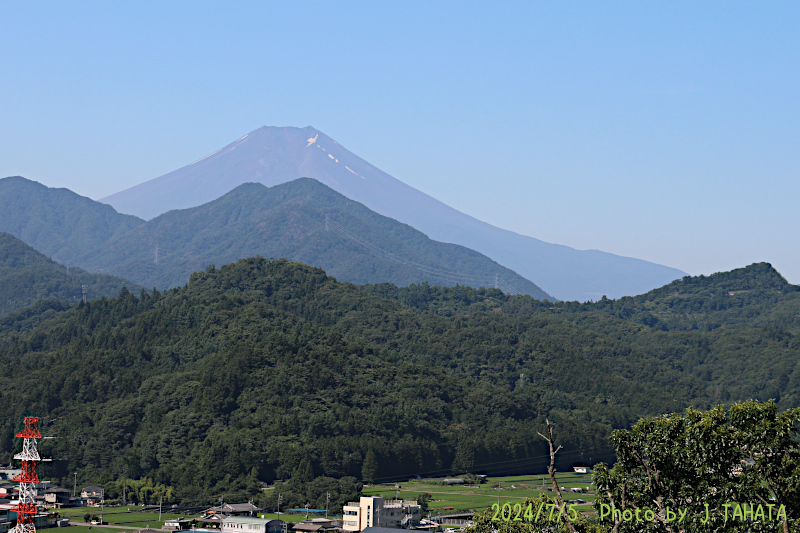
[[206, 503, 261, 517], [221, 517, 286, 533], [80, 486, 103, 505]]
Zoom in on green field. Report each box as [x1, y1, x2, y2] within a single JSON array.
[[59, 527, 127, 533], [47, 473, 594, 527], [53, 506, 320, 527], [56, 506, 184, 529], [363, 472, 595, 514]]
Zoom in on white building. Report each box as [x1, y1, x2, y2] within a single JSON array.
[[222, 517, 286, 533], [342, 497, 421, 532]]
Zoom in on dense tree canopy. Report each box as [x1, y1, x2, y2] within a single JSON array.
[[593, 400, 800, 533], [0, 232, 141, 317], [0, 258, 796, 510]]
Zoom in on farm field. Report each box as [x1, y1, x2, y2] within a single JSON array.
[[57, 506, 184, 529], [363, 472, 595, 514], [55, 506, 318, 526], [46, 473, 595, 527], [59, 527, 129, 533]]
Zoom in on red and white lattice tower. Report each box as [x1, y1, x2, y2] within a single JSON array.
[[11, 417, 41, 533]]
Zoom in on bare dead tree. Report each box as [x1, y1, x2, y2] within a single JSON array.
[[538, 419, 577, 533]]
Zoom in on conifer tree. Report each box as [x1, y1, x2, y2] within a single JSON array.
[[362, 449, 378, 484]]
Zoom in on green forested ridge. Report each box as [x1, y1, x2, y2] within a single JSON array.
[[582, 262, 800, 332], [0, 259, 797, 508], [0, 176, 145, 259], [0, 232, 142, 317], [389, 261, 797, 332], [0, 176, 551, 299], [369, 263, 800, 405]]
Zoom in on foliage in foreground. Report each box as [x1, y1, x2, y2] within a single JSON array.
[[464, 494, 606, 533], [594, 400, 799, 533], [465, 402, 800, 533]]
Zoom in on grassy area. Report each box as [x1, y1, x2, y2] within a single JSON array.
[[49, 473, 595, 526], [60, 527, 129, 533], [55, 506, 184, 529], [363, 472, 595, 513], [53, 507, 311, 528]]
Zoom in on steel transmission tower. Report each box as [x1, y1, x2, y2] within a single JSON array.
[[11, 417, 42, 533]]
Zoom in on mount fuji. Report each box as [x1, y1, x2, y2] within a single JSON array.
[[101, 126, 686, 301]]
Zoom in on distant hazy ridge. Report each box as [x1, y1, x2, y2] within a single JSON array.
[[0, 232, 141, 317], [0, 176, 551, 299], [101, 126, 687, 301]]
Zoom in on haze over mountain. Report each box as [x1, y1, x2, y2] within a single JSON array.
[[0, 232, 141, 317], [0, 176, 143, 259], [0, 176, 550, 298], [102, 126, 688, 301]]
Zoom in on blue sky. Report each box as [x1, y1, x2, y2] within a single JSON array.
[[2, 1, 799, 283]]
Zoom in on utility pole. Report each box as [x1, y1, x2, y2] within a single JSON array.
[[277, 494, 282, 515], [325, 493, 330, 519], [73, 472, 77, 498], [123, 482, 126, 507], [159, 495, 163, 521], [100, 488, 104, 525]]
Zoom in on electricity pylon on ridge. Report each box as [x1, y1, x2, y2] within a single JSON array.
[[11, 417, 41, 533]]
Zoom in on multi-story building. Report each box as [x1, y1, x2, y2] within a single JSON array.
[[342, 497, 421, 532]]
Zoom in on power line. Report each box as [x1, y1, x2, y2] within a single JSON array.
[[372, 445, 612, 482], [326, 219, 493, 283], [325, 217, 522, 293]]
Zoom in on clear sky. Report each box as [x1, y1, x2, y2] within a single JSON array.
[[2, 1, 798, 283]]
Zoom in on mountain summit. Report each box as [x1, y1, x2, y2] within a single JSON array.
[[101, 126, 687, 301], [102, 126, 401, 220]]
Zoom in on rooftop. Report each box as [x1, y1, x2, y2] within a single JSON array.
[[209, 503, 260, 513], [220, 517, 276, 525]]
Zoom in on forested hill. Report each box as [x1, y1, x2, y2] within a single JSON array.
[[0, 176, 145, 259], [0, 176, 551, 299], [371, 261, 800, 404], [0, 258, 797, 505], [576, 262, 800, 332], [389, 262, 797, 333], [0, 232, 142, 317]]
